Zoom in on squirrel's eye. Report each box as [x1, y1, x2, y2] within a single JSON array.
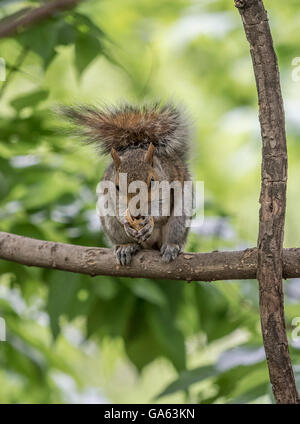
[[150, 176, 155, 185]]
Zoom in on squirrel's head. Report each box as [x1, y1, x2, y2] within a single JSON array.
[[111, 143, 163, 217]]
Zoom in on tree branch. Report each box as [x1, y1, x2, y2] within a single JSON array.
[[235, 0, 300, 404], [1, 231, 300, 281], [0, 0, 80, 39]]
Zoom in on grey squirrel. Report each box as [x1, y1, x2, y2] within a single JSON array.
[[60, 103, 193, 265]]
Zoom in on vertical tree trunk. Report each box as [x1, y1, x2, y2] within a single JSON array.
[[234, 0, 300, 403]]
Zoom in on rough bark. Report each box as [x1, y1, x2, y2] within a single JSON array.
[[1, 231, 300, 282], [0, 0, 80, 39], [235, 0, 300, 404]]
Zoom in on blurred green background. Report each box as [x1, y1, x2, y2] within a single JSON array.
[[0, 0, 300, 404]]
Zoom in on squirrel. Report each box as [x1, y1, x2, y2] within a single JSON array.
[[60, 103, 193, 265]]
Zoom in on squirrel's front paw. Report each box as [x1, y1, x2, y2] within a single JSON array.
[[124, 217, 153, 243], [160, 244, 181, 263], [114, 243, 140, 265]]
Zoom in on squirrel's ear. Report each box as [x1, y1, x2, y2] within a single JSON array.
[[111, 148, 121, 169], [144, 143, 155, 165]]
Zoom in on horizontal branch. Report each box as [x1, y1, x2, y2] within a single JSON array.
[[0, 0, 80, 39], [1, 231, 300, 281]]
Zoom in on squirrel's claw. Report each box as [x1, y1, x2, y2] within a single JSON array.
[[160, 244, 181, 263], [124, 222, 138, 240], [124, 218, 153, 243], [138, 222, 153, 242], [114, 243, 140, 265]]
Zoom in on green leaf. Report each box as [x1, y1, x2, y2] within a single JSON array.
[[126, 312, 164, 370], [10, 90, 49, 112], [230, 383, 269, 404], [2, 335, 46, 383], [146, 304, 186, 371], [10, 223, 44, 240], [123, 279, 167, 306], [74, 33, 102, 75], [92, 277, 119, 300], [16, 19, 61, 68], [195, 283, 242, 342], [70, 12, 105, 39], [23, 172, 79, 209], [56, 22, 77, 46], [47, 271, 81, 339], [156, 365, 217, 399], [226, 364, 269, 403], [203, 362, 268, 404], [87, 291, 135, 338]]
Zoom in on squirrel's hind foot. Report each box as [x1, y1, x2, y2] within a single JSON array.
[[160, 244, 181, 263], [114, 243, 140, 266]]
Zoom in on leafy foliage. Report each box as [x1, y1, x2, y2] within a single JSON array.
[[0, 0, 300, 404]]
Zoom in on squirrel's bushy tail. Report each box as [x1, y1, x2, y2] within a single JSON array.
[[59, 103, 191, 160]]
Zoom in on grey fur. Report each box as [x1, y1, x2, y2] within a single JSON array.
[[59, 102, 193, 265]]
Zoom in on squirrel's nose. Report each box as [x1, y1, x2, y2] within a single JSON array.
[[128, 200, 141, 217]]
